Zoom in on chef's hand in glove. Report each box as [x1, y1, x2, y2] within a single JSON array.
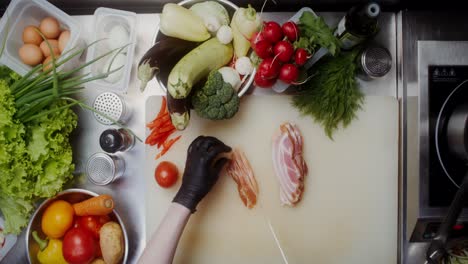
[[173, 136, 232, 212]]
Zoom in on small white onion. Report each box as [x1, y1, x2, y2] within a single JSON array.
[[216, 25, 233, 44], [235, 56, 253, 76]]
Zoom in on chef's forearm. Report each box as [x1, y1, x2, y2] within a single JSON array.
[[138, 203, 191, 264]]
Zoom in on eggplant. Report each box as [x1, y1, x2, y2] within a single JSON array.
[[167, 91, 191, 130], [138, 36, 197, 92]]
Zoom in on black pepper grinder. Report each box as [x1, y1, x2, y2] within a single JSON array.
[[99, 128, 135, 153]]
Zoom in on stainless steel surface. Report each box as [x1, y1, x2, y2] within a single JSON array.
[[447, 104, 468, 161], [359, 46, 392, 78], [152, 0, 256, 98], [2, 11, 398, 264], [25, 189, 129, 264], [399, 11, 468, 264]]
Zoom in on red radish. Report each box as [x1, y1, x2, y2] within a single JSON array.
[[279, 64, 299, 84], [250, 31, 267, 49], [258, 57, 281, 80], [294, 48, 310, 66], [263, 21, 283, 43], [273, 41, 295, 63], [254, 71, 276, 88], [282, 21, 299, 42], [254, 40, 273, 59]]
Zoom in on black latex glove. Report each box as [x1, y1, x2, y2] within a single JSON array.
[[173, 136, 232, 213]]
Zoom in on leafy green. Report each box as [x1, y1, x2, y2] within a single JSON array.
[[298, 12, 341, 56], [292, 49, 364, 139], [192, 70, 240, 120], [0, 66, 77, 234], [293, 36, 317, 54]]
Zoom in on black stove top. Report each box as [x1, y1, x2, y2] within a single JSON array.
[[428, 66, 468, 207]]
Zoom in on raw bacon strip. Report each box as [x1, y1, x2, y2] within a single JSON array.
[[272, 122, 308, 206], [227, 149, 259, 209]]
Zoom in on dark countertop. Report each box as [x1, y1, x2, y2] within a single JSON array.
[[2, 0, 462, 15]]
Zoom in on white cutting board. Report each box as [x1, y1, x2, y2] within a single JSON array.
[[145, 95, 398, 264]]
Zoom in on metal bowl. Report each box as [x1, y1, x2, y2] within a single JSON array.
[[25, 189, 129, 264], [152, 0, 255, 97]]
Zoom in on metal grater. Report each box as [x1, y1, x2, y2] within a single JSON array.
[[93, 92, 131, 125], [86, 152, 125, 185], [359, 46, 392, 79]]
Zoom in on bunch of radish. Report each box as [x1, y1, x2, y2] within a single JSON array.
[[251, 21, 311, 88]]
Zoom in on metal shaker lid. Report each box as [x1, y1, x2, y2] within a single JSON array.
[[360, 46, 392, 78]]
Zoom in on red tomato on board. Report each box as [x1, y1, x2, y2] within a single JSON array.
[[155, 161, 179, 188]]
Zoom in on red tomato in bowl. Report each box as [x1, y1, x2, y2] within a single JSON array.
[[155, 161, 179, 188], [63, 227, 97, 264], [75, 215, 110, 239]]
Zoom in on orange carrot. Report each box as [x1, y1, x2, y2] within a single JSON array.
[[73, 194, 114, 216]]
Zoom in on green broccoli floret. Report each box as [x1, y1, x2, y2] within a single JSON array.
[[192, 70, 240, 120]]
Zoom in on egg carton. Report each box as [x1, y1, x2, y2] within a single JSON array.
[[0, 0, 84, 76]]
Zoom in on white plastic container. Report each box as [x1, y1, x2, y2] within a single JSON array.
[[0, 0, 84, 76], [85, 8, 137, 94]]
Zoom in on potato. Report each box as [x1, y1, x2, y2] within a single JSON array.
[[91, 259, 106, 264], [100, 222, 124, 264]]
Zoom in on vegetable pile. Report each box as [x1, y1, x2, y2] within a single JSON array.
[[139, 1, 261, 130], [0, 32, 132, 234], [32, 195, 125, 264], [0, 66, 77, 234]]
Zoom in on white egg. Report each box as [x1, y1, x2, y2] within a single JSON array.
[[107, 25, 130, 50], [102, 53, 127, 83]]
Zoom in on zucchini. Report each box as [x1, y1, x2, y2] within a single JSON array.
[[167, 38, 233, 99], [160, 4, 210, 42]]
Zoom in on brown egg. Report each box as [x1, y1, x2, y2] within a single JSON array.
[[58, 30, 70, 52], [39, 17, 61, 39], [40, 39, 60, 57], [22, 25, 42, 45], [19, 44, 44, 66], [42, 56, 53, 72]]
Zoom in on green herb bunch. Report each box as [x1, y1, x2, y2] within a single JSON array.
[[292, 48, 364, 139]]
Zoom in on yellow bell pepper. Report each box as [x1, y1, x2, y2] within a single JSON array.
[[32, 231, 68, 264]]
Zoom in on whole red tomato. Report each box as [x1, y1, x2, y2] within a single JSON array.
[[63, 227, 97, 264], [155, 161, 179, 188], [75, 215, 110, 239]]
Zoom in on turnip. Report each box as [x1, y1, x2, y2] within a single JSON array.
[[273, 41, 294, 63]]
